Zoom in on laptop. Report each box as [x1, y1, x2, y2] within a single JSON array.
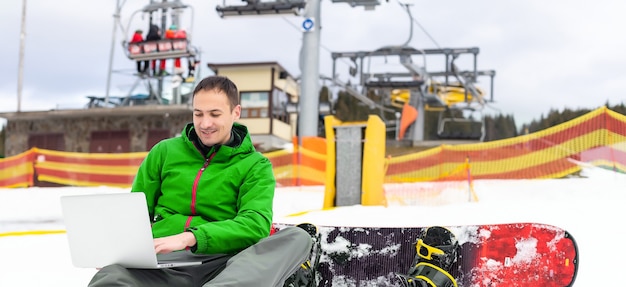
[[60, 192, 203, 269]]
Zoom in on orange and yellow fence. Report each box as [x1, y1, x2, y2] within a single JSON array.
[[385, 106, 626, 182], [1, 107, 625, 189], [0, 149, 36, 188], [0, 137, 328, 188], [34, 148, 147, 187], [384, 157, 479, 206], [264, 137, 328, 187]]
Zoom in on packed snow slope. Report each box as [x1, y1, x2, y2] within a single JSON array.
[[0, 166, 623, 286]]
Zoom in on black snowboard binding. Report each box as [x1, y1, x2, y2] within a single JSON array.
[[283, 223, 322, 287], [396, 226, 459, 287]]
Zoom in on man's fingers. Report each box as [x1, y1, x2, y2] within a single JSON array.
[[153, 233, 191, 254]]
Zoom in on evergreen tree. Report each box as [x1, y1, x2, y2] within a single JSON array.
[[519, 104, 626, 134], [319, 85, 330, 103], [317, 85, 333, 137], [611, 103, 626, 115], [333, 87, 384, 123], [483, 113, 517, 141]]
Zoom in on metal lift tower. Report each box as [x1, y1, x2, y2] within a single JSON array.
[[215, 0, 382, 137]]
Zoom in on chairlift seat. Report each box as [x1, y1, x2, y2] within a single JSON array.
[[127, 39, 195, 61], [437, 118, 483, 140]]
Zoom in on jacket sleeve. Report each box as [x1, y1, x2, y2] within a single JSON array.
[[188, 155, 275, 254], [131, 143, 165, 219]]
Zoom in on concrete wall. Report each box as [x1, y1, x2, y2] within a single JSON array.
[[3, 111, 190, 156]]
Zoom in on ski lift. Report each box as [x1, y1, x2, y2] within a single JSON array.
[[426, 80, 486, 140], [436, 107, 484, 140], [122, 1, 198, 65]]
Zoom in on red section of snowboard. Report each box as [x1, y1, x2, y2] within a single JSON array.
[[274, 222, 579, 287], [463, 223, 578, 287]]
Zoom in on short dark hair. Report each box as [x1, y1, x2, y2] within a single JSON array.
[[192, 76, 239, 110]]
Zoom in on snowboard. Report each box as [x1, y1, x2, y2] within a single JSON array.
[[274, 222, 578, 287]]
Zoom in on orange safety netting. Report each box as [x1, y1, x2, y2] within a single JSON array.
[[264, 137, 327, 187], [33, 148, 147, 187], [0, 149, 36, 188], [385, 106, 626, 182], [1, 107, 624, 188]]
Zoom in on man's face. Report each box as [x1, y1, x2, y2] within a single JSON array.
[[192, 89, 241, 147]]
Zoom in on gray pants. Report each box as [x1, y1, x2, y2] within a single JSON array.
[[88, 227, 312, 287]]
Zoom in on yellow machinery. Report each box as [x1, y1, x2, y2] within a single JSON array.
[[390, 89, 411, 108], [427, 82, 484, 107]]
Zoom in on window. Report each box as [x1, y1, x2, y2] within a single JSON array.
[[240, 92, 269, 118], [272, 89, 289, 123]]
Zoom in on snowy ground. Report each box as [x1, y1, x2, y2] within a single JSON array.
[[1, 166, 624, 286]]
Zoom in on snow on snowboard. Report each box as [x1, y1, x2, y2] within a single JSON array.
[[276, 222, 578, 287]]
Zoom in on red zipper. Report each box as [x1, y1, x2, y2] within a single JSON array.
[[186, 152, 216, 230]]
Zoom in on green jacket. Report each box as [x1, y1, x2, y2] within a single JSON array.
[[131, 123, 275, 254]]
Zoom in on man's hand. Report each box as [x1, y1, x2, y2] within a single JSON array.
[[154, 232, 197, 254]]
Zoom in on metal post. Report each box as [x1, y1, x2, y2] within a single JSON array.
[[171, 4, 182, 104], [413, 89, 424, 141], [298, 0, 321, 137], [105, 0, 122, 106], [395, 111, 401, 141], [335, 125, 363, 206], [17, 0, 27, 112], [158, 0, 168, 102]]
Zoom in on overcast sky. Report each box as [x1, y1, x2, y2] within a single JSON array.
[[1, 0, 625, 128]]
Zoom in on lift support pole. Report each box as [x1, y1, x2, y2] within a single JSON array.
[[298, 0, 322, 137]]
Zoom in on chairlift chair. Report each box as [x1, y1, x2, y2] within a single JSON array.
[[436, 107, 484, 141], [122, 1, 199, 72], [116, 0, 200, 107]]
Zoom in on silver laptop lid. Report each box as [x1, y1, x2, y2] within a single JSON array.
[[60, 192, 160, 269]]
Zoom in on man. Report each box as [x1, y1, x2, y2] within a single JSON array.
[[145, 24, 166, 76], [165, 24, 184, 75], [128, 29, 148, 75], [89, 76, 312, 287]]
